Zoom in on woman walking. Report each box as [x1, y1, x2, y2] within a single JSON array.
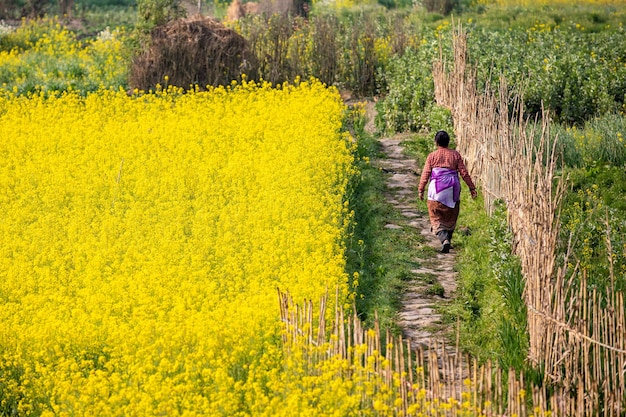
[[418, 130, 477, 253]]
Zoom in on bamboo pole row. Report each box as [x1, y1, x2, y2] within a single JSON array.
[[278, 289, 565, 415], [432, 21, 626, 415]]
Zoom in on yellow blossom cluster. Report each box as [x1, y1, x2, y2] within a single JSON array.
[[0, 80, 355, 415]]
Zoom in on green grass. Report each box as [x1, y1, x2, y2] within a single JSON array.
[[441, 197, 530, 370], [462, 2, 626, 32], [553, 112, 626, 168], [345, 156, 424, 333], [344, 116, 429, 334], [558, 165, 626, 293]]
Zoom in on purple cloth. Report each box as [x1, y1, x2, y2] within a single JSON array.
[[427, 168, 460, 208]]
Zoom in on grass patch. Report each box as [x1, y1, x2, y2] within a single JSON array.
[[414, 272, 437, 284], [463, 2, 626, 32], [557, 165, 626, 292], [345, 117, 428, 334], [425, 282, 444, 297], [75, 6, 138, 37], [440, 196, 530, 371]]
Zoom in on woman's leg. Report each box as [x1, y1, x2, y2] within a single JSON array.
[[428, 200, 459, 252]]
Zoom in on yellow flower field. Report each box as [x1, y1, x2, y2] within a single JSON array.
[[0, 80, 355, 416]]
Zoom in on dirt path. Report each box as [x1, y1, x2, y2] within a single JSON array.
[[364, 102, 458, 352]]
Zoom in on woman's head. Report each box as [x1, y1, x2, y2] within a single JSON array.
[[435, 130, 450, 147]]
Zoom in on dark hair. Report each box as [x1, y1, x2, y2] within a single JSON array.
[[434, 130, 450, 147]]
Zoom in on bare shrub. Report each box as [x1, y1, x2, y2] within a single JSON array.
[[243, 2, 259, 15], [227, 0, 306, 20], [242, 13, 295, 85], [421, 0, 456, 15], [58, 0, 73, 17], [343, 16, 378, 97], [311, 14, 338, 86], [129, 16, 258, 91]]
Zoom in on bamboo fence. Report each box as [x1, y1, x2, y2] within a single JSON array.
[[432, 22, 626, 415], [278, 288, 543, 416]]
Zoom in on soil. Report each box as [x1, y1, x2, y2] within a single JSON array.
[[363, 100, 459, 352]]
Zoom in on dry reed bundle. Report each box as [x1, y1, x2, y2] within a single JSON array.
[[129, 16, 258, 91], [432, 21, 626, 415]]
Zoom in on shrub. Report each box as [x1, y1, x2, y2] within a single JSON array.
[[420, 0, 457, 15], [375, 41, 440, 134], [467, 22, 626, 126], [135, 0, 184, 32]]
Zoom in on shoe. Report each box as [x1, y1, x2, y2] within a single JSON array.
[[441, 240, 451, 253]]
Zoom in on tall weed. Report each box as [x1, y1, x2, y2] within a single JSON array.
[[559, 167, 626, 292], [233, 9, 419, 97], [554, 112, 626, 168]]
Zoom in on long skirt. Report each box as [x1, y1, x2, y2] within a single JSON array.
[[427, 199, 460, 243]]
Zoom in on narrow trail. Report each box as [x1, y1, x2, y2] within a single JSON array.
[[363, 102, 459, 353]]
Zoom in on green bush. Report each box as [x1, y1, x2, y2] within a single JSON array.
[[0, 18, 56, 51], [76, 0, 135, 7], [374, 42, 440, 134], [376, 5, 626, 133], [135, 0, 184, 32], [376, 0, 411, 10]]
